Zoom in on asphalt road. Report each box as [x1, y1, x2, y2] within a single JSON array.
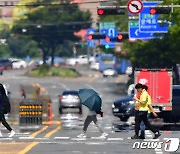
[[0, 66, 180, 154]]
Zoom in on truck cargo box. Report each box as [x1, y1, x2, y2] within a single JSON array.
[[135, 69, 173, 112]]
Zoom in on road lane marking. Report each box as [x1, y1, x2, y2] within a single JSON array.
[[18, 142, 39, 154], [54, 137, 70, 140], [107, 138, 123, 141], [61, 84, 70, 90], [30, 126, 48, 138], [44, 125, 61, 138]]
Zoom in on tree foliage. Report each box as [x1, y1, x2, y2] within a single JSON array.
[[12, 0, 92, 65]]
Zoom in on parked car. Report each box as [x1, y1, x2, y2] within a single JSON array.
[[10, 59, 27, 69], [59, 90, 82, 114], [103, 68, 118, 77], [0, 59, 12, 70], [112, 95, 134, 121], [159, 85, 180, 122], [66, 55, 88, 66], [90, 62, 99, 71]]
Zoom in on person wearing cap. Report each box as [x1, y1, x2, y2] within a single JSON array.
[[131, 83, 161, 139]]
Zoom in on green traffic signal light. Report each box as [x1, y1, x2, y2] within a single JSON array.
[[105, 44, 110, 49], [81, 43, 85, 48]]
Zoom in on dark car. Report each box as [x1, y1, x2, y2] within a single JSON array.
[[159, 85, 180, 122], [59, 90, 82, 114], [112, 95, 135, 121], [0, 59, 12, 70]]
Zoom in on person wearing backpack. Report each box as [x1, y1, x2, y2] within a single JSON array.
[[0, 83, 15, 137]]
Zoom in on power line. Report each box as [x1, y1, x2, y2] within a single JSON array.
[[0, 0, 108, 7]]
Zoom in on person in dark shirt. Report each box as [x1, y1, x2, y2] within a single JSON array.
[[0, 83, 15, 137]]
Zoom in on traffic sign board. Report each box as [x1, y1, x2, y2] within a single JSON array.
[[100, 28, 118, 48], [86, 29, 97, 48], [129, 21, 157, 39], [139, 1, 169, 33], [127, 0, 143, 14]]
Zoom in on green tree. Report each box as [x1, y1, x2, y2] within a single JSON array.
[[12, 0, 91, 65]]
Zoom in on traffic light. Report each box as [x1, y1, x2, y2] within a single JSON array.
[[97, 8, 125, 15], [87, 33, 106, 40], [110, 33, 129, 42], [149, 7, 171, 14]]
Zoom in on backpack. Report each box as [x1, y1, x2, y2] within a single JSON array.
[[2, 95, 11, 114]]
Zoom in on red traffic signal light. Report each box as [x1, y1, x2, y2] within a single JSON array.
[[150, 8, 156, 14], [117, 34, 123, 40], [97, 8, 125, 15], [97, 9, 105, 15], [149, 7, 171, 14], [87, 33, 106, 40], [105, 37, 110, 42], [110, 33, 129, 42], [87, 35, 93, 40]]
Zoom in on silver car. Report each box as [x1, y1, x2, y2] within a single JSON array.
[[59, 90, 82, 114]]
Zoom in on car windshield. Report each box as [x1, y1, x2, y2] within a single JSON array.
[[62, 91, 78, 95]]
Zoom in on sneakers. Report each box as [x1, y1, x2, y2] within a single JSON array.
[[9, 130, 15, 138], [99, 132, 108, 138], [131, 135, 140, 139], [153, 131, 161, 139], [139, 135, 145, 139], [77, 133, 86, 138]]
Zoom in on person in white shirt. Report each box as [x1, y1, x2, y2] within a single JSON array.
[[77, 108, 108, 138]]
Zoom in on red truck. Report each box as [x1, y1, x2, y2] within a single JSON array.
[[134, 68, 173, 114]]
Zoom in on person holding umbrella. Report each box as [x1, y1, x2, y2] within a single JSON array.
[[77, 88, 108, 138]]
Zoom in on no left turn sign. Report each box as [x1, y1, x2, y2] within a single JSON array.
[[127, 0, 143, 14]]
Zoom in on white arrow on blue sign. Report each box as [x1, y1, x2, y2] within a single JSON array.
[[129, 21, 157, 39], [100, 28, 118, 48]]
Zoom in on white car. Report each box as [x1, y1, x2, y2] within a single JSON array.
[[103, 69, 117, 77], [11, 59, 27, 69], [66, 55, 88, 66], [90, 62, 99, 71], [125, 66, 133, 75]]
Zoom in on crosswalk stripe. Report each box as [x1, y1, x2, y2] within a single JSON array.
[[54, 137, 70, 140]]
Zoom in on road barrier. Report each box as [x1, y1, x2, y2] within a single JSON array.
[[19, 97, 52, 126]]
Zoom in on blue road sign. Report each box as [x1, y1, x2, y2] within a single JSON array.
[[139, 1, 169, 33], [87, 29, 97, 48], [129, 21, 157, 39], [100, 28, 118, 48]]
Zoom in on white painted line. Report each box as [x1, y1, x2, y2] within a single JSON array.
[[155, 152, 163, 154], [107, 138, 123, 141], [19, 137, 34, 139], [61, 84, 70, 90], [33, 138, 49, 140], [127, 137, 131, 139], [0, 138, 13, 140], [91, 137, 106, 140], [54, 137, 70, 140], [71, 138, 86, 141], [146, 135, 153, 137], [144, 139, 160, 141], [85, 142, 106, 145]]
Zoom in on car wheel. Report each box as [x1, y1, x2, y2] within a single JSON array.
[[0, 71, 3, 75]]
